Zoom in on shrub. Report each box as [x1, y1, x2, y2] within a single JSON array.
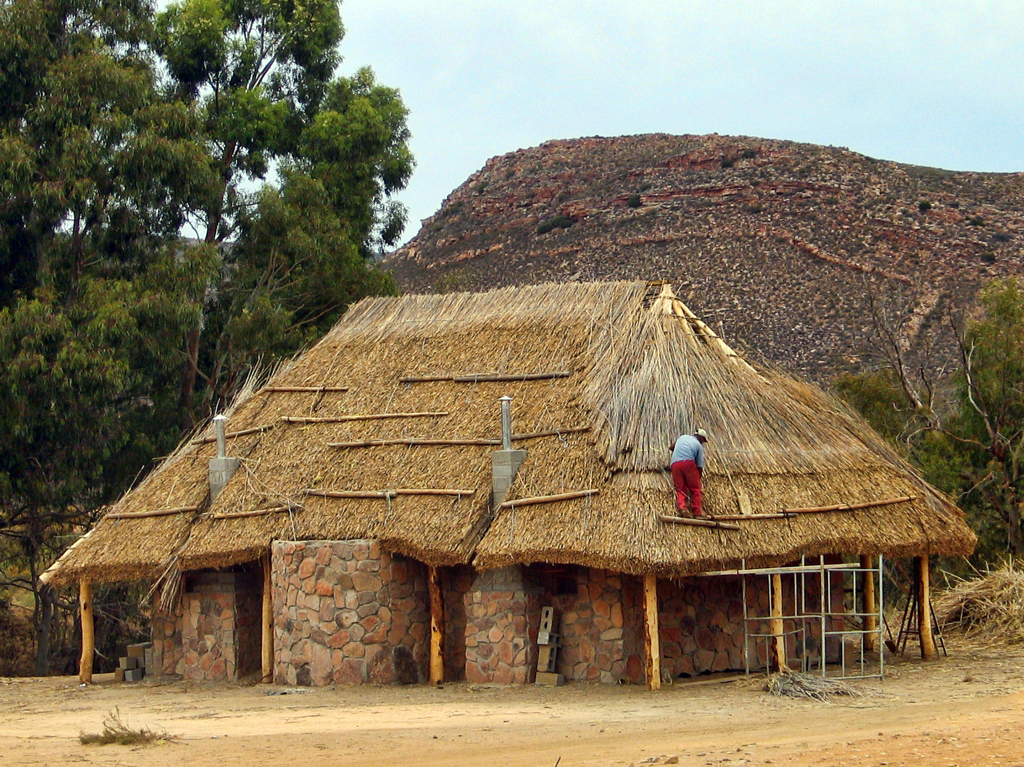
[[720, 156, 734, 169], [626, 194, 642, 208], [918, 200, 932, 213], [968, 215, 986, 227], [80, 709, 174, 746], [536, 214, 574, 234], [981, 251, 997, 263]]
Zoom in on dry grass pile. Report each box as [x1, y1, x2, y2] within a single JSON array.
[[764, 671, 863, 701], [934, 562, 1024, 642], [79, 708, 174, 746]]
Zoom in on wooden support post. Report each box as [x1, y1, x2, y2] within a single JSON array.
[[769, 573, 787, 672], [860, 555, 878, 653], [79, 580, 94, 684], [261, 551, 274, 683], [428, 566, 444, 684], [916, 556, 937, 660], [642, 573, 661, 691]]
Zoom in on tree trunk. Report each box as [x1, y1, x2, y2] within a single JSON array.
[[34, 584, 53, 676]]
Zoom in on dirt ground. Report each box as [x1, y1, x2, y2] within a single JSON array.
[[2, 635, 1022, 767]]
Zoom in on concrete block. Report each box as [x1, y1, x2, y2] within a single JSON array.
[[535, 671, 564, 686], [123, 668, 144, 682], [114, 667, 124, 683], [119, 656, 139, 670]]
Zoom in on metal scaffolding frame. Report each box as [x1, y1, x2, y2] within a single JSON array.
[[697, 555, 885, 679]]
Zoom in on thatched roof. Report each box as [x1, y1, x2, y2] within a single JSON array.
[[45, 281, 974, 587]]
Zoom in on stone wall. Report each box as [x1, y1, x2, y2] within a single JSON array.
[[272, 540, 429, 686], [547, 567, 645, 684], [151, 602, 184, 677], [463, 566, 541, 684], [151, 569, 261, 681]]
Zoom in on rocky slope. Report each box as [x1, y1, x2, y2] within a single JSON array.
[[384, 134, 1024, 380]]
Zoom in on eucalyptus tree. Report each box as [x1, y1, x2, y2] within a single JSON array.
[[155, 0, 413, 423]]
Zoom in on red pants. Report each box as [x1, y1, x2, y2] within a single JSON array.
[[670, 460, 703, 516]]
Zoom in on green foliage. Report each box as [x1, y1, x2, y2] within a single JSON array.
[[918, 200, 932, 213], [0, 0, 411, 673], [833, 369, 912, 444], [968, 215, 986, 226], [626, 194, 642, 209], [154, 0, 414, 422], [838, 280, 1024, 561], [536, 214, 574, 235]]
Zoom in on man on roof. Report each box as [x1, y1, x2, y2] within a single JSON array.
[[670, 429, 709, 517]]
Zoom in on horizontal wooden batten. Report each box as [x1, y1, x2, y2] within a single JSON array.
[[399, 371, 571, 384], [329, 438, 497, 448], [498, 489, 599, 509], [107, 506, 200, 520], [783, 495, 916, 514], [282, 411, 449, 425], [328, 426, 589, 450], [192, 424, 273, 445], [305, 488, 475, 499], [658, 514, 741, 530], [211, 506, 298, 519], [260, 386, 349, 393]]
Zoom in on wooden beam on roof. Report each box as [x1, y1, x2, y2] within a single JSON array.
[[399, 371, 571, 384], [428, 566, 444, 685], [281, 411, 449, 424], [329, 438, 499, 448], [192, 425, 274, 444], [305, 488, 475, 499], [327, 428, 588, 450], [658, 515, 741, 530], [211, 506, 298, 519], [261, 386, 349, 393], [783, 496, 915, 514], [643, 573, 661, 691], [107, 505, 200, 519], [498, 489, 599, 509], [79, 580, 94, 684]]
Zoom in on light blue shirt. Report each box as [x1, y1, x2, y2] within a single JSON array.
[[671, 435, 705, 469]]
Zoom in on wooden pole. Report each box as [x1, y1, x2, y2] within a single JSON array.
[[78, 580, 94, 684], [916, 556, 937, 660], [860, 555, 878, 653], [642, 573, 661, 691], [769, 573, 787, 672], [658, 514, 741, 530], [428, 566, 444, 685], [261, 551, 274, 683]]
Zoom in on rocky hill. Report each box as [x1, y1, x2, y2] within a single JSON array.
[[384, 134, 1024, 380]]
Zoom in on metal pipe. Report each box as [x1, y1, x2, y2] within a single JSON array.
[[214, 414, 228, 459], [499, 396, 512, 450]]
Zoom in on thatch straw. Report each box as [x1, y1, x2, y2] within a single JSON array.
[[45, 281, 975, 587], [765, 671, 864, 701], [933, 562, 1024, 641]]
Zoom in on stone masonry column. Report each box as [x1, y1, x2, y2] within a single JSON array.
[[464, 566, 541, 684]]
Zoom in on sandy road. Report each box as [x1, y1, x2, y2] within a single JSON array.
[[1, 637, 1022, 767]]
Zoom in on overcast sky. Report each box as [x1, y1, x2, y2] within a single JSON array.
[[336, 1, 1024, 244]]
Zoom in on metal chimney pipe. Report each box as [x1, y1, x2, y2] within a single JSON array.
[[499, 396, 512, 450], [214, 414, 228, 459]]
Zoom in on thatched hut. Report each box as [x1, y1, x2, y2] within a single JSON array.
[[43, 281, 974, 687]]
